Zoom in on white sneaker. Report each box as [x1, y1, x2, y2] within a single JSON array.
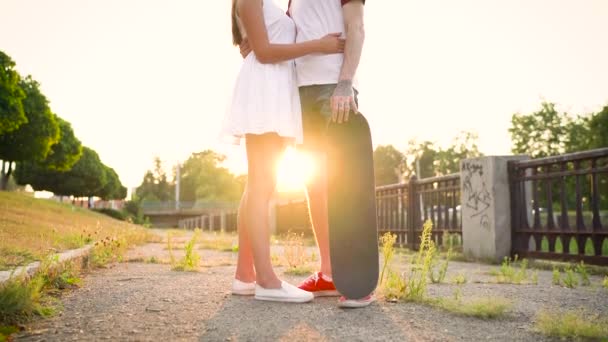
[[254, 281, 314, 303], [232, 279, 255, 296], [337, 294, 376, 308]]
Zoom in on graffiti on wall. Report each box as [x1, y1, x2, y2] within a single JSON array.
[[462, 161, 491, 230]]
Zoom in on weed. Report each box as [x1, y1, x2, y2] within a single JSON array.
[[379, 232, 397, 285], [535, 309, 608, 340], [575, 261, 590, 286], [173, 229, 201, 272], [429, 248, 450, 284], [432, 297, 511, 319], [381, 220, 435, 302], [603, 276, 608, 289], [552, 267, 561, 286], [271, 253, 283, 266], [147, 256, 159, 264], [563, 265, 578, 289], [531, 270, 539, 285], [198, 232, 236, 252], [283, 232, 306, 270], [284, 265, 315, 276], [167, 232, 176, 266], [310, 251, 317, 263], [0, 325, 20, 341], [90, 236, 126, 268], [383, 270, 408, 302], [452, 273, 467, 285], [492, 256, 534, 284]]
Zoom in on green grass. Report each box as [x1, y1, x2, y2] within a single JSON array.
[[0, 325, 20, 341], [0, 253, 84, 326], [603, 276, 608, 289], [431, 297, 511, 319], [540, 236, 608, 256], [535, 309, 608, 340]]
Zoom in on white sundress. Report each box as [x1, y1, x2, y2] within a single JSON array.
[[222, 0, 303, 145]]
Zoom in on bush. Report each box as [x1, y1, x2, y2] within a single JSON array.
[[93, 208, 128, 221]]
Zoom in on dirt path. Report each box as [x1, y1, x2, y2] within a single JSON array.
[[16, 231, 608, 341]]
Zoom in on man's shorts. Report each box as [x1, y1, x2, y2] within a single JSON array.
[[298, 84, 359, 152]]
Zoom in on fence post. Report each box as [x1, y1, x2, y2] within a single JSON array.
[[220, 211, 226, 232], [460, 156, 529, 262], [407, 175, 418, 250]]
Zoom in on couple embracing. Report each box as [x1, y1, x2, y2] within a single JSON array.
[[222, 0, 372, 308]]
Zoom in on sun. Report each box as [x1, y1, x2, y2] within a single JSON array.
[[276, 147, 315, 192]]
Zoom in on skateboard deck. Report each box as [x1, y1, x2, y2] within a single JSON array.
[[326, 113, 379, 299]]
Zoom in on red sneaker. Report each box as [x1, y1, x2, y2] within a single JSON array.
[[298, 272, 340, 297], [337, 294, 376, 308]]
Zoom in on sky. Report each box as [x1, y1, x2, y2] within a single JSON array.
[[1, 0, 607, 190]]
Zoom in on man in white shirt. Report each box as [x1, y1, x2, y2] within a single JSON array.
[[241, 0, 371, 308]]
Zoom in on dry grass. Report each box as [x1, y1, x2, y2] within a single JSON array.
[[198, 232, 238, 252], [0, 192, 156, 270]]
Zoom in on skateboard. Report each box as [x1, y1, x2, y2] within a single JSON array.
[[326, 113, 379, 299]]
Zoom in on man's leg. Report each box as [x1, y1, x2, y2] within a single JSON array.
[[305, 151, 331, 277], [297, 85, 339, 296]]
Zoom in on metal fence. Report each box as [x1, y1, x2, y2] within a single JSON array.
[[177, 210, 238, 232], [275, 173, 463, 249], [376, 174, 462, 249], [509, 148, 608, 265]]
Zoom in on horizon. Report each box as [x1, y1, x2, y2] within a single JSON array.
[[1, 0, 607, 189]]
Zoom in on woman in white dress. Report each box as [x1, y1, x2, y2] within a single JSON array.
[[225, 0, 344, 302]]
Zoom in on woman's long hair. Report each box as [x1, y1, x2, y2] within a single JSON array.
[[232, 0, 243, 46]]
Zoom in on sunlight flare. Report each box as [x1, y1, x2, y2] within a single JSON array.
[[276, 147, 315, 192]]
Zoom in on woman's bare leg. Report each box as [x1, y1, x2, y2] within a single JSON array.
[[234, 188, 256, 283], [244, 133, 285, 289]]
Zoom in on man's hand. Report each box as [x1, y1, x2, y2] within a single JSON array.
[[239, 38, 252, 58], [330, 80, 358, 123]]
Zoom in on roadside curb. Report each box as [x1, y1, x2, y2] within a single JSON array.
[[0, 245, 93, 285]]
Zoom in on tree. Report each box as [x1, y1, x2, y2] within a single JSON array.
[[373, 145, 405, 186], [135, 157, 174, 201], [42, 117, 83, 171], [435, 131, 482, 176], [179, 150, 244, 203], [403, 131, 482, 180], [98, 166, 126, 200], [404, 140, 437, 179], [0, 76, 60, 190], [509, 102, 570, 158], [16, 147, 107, 204], [0, 50, 26, 134], [510, 102, 608, 157], [587, 106, 608, 149], [58, 147, 107, 200]]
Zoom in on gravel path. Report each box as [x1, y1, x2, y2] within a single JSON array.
[[16, 231, 608, 341]]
